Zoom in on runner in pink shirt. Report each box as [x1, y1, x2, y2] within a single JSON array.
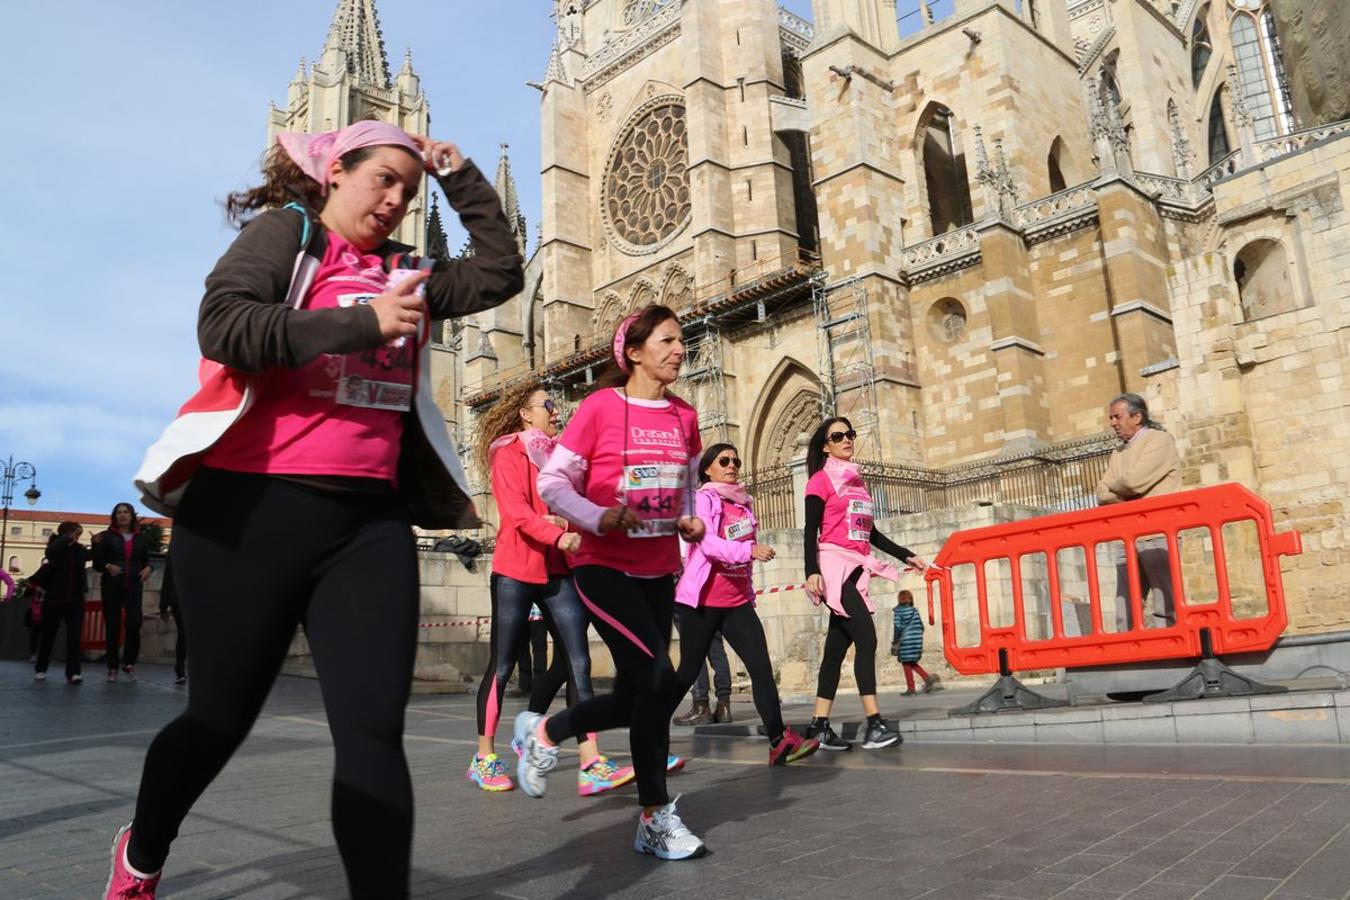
[[801, 417, 931, 753], [107, 122, 523, 900], [673, 442, 819, 766], [465, 379, 635, 797], [514, 305, 711, 861]]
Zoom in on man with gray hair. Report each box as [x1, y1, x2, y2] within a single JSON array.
[[1096, 393, 1182, 629]]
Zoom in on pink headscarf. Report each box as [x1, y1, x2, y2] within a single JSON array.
[[276, 121, 423, 196], [612, 313, 640, 373]]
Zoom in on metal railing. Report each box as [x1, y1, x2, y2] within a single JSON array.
[[743, 434, 1116, 531]]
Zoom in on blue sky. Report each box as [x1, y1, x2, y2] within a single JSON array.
[[0, 0, 948, 518]]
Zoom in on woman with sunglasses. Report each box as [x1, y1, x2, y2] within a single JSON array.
[[518, 304, 709, 861], [469, 381, 634, 796], [802, 417, 928, 752], [674, 443, 820, 765]]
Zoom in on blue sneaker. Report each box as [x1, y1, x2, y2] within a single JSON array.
[[666, 754, 686, 773]]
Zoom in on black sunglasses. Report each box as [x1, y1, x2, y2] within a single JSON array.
[[826, 429, 857, 444], [527, 399, 557, 413], [715, 456, 743, 468]]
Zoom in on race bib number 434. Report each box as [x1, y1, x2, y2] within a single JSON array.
[[621, 464, 687, 538]]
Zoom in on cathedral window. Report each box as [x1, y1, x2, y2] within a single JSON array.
[[1047, 137, 1068, 193], [1228, 3, 1295, 139], [1191, 6, 1213, 89], [602, 97, 692, 255], [1233, 239, 1295, 320], [1207, 88, 1232, 163], [919, 104, 974, 235], [928, 298, 968, 344], [622, 0, 674, 27]]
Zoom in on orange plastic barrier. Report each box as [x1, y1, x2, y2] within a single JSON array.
[[924, 483, 1301, 677]]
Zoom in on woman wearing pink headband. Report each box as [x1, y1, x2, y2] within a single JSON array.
[[108, 121, 524, 900], [516, 304, 712, 861]]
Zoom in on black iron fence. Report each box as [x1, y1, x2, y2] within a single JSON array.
[[744, 434, 1117, 531]]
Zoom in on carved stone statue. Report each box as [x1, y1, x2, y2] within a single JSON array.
[[1268, 0, 1350, 127]]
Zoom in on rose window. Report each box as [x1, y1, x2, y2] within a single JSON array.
[[603, 100, 692, 255]]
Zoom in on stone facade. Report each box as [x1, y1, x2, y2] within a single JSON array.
[[439, 0, 1348, 640]]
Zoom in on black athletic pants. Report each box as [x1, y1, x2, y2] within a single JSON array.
[[676, 603, 785, 742], [126, 468, 420, 899], [34, 601, 84, 678], [815, 568, 879, 699], [102, 583, 143, 671], [544, 566, 682, 807]]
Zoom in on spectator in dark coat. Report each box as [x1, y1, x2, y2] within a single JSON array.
[[33, 522, 90, 684]]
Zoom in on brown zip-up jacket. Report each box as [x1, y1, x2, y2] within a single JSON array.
[[195, 160, 524, 528]]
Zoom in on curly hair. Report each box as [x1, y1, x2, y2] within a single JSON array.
[[223, 143, 387, 226], [475, 379, 550, 477]]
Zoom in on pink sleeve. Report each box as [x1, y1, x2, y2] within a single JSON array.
[[805, 470, 830, 500], [538, 445, 608, 536]]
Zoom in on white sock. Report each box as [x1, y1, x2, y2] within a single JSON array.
[[123, 842, 158, 880]]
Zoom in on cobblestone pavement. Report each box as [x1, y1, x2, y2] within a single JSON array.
[[3, 662, 1350, 900]]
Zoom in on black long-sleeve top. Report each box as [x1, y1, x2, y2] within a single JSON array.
[[803, 494, 916, 578]]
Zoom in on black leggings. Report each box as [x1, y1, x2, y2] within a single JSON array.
[[478, 573, 593, 744], [544, 566, 682, 807], [815, 568, 878, 699], [126, 468, 420, 899], [676, 603, 786, 742]]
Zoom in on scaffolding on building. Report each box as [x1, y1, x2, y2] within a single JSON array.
[[681, 316, 730, 444], [814, 274, 882, 465]]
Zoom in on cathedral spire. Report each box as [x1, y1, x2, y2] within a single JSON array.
[[426, 195, 450, 261], [495, 143, 527, 254], [319, 0, 391, 88]]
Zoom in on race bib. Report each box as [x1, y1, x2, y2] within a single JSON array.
[[336, 372, 412, 411], [847, 498, 874, 542], [621, 464, 687, 538], [725, 518, 755, 542]]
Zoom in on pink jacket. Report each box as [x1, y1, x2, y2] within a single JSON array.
[[675, 486, 756, 608]]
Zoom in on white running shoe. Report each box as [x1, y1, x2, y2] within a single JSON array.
[[513, 711, 558, 798], [634, 795, 706, 860], [34, 671, 46, 682]]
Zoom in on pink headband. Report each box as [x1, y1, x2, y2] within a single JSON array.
[[276, 121, 423, 196], [613, 314, 640, 373]]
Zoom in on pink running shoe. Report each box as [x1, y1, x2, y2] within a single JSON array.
[[768, 728, 820, 766], [666, 754, 686, 773], [466, 753, 514, 792], [577, 755, 637, 796], [105, 823, 161, 899]]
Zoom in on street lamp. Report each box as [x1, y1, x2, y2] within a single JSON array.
[[0, 456, 40, 576]]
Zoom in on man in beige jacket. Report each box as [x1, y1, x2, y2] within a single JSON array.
[[1096, 393, 1182, 630]]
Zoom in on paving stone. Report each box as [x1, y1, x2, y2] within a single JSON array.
[[1191, 875, 1284, 899], [4, 662, 1350, 899]]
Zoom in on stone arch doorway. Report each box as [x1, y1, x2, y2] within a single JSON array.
[[746, 357, 824, 471]]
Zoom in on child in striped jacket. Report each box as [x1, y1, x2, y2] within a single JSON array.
[[891, 590, 942, 696]]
